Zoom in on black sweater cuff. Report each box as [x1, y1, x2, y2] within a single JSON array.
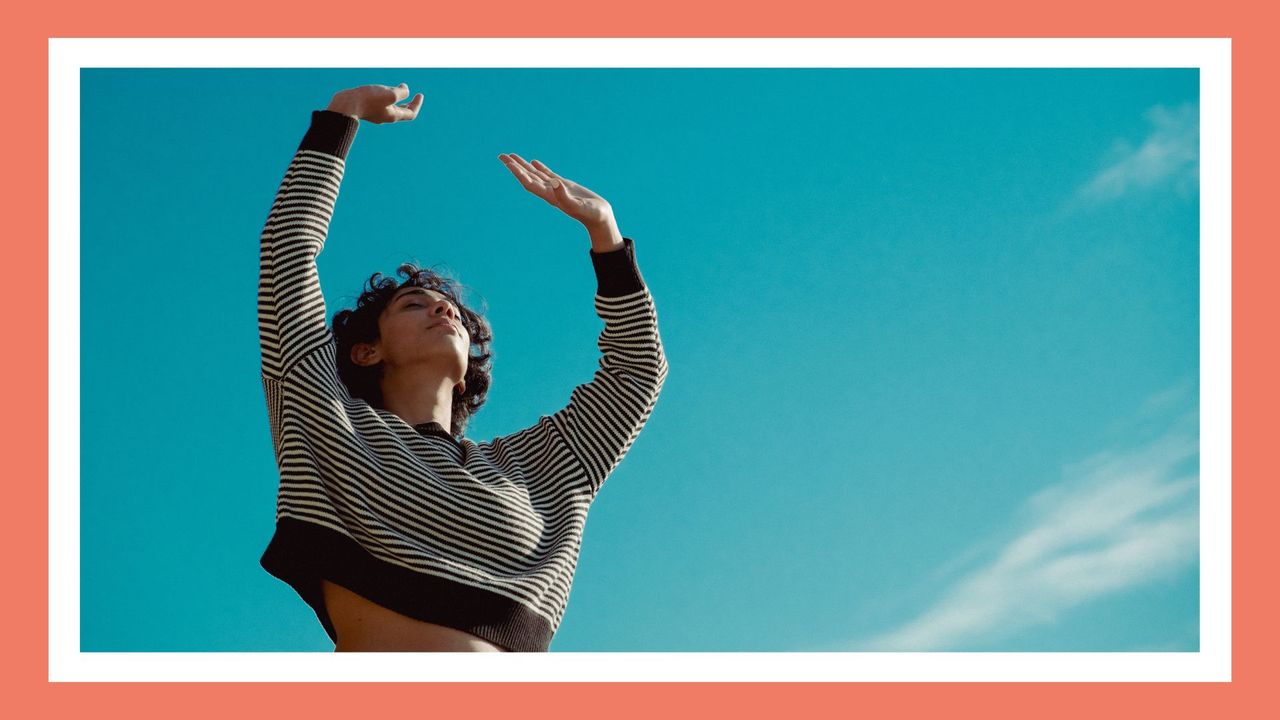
[[589, 237, 647, 297], [298, 110, 360, 160]]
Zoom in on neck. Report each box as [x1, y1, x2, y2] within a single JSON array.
[[379, 366, 457, 431]]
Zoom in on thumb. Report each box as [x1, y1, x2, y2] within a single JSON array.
[[550, 179, 585, 213]]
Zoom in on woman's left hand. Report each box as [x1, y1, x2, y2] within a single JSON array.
[[499, 153, 615, 228]]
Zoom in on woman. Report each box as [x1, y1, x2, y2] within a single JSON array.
[[257, 83, 668, 652]]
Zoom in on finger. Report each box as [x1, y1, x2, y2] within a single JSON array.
[[370, 84, 405, 110], [500, 155, 542, 186], [519, 168, 549, 194], [395, 93, 424, 121], [530, 162, 598, 199], [496, 155, 537, 184], [530, 159, 562, 180], [507, 153, 553, 185], [541, 170, 591, 196], [499, 156, 544, 192]]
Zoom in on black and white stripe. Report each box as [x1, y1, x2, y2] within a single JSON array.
[[257, 110, 668, 652]]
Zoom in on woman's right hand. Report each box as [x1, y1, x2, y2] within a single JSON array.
[[327, 83, 424, 124]]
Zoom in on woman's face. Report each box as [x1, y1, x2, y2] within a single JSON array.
[[356, 286, 471, 384]]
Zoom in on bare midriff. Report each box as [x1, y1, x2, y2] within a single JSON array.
[[321, 579, 508, 652]]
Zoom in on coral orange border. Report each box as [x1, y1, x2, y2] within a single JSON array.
[[7, 2, 1272, 717]]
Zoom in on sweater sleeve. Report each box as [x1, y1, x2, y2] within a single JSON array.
[[258, 110, 359, 380], [512, 237, 669, 497]]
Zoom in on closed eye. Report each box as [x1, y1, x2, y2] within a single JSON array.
[[400, 296, 462, 317]]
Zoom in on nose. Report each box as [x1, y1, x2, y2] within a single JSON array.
[[432, 300, 458, 321]]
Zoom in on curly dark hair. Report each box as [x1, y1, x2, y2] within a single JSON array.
[[332, 263, 493, 439]]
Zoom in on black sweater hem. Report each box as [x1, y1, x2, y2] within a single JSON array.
[[260, 517, 555, 652]]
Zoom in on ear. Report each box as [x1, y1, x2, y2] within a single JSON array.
[[455, 379, 467, 395], [350, 341, 381, 368]]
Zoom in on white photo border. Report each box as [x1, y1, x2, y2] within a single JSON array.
[[49, 37, 1229, 682]]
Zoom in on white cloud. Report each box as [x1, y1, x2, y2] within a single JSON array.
[[849, 392, 1199, 651], [1073, 102, 1200, 205]]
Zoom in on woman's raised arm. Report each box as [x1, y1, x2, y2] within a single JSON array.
[[257, 84, 422, 381]]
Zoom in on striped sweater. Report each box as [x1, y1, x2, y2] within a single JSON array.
[[257, 110, 668, 652]]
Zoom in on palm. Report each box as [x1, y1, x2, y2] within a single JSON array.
[[499, 153, 614, 226]]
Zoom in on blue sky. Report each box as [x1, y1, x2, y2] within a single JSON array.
[[79, 68, 1199, 652]]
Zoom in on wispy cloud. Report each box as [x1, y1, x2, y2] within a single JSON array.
[[848, 386, 1199, 651], [1069, 102, 1199, 208]]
